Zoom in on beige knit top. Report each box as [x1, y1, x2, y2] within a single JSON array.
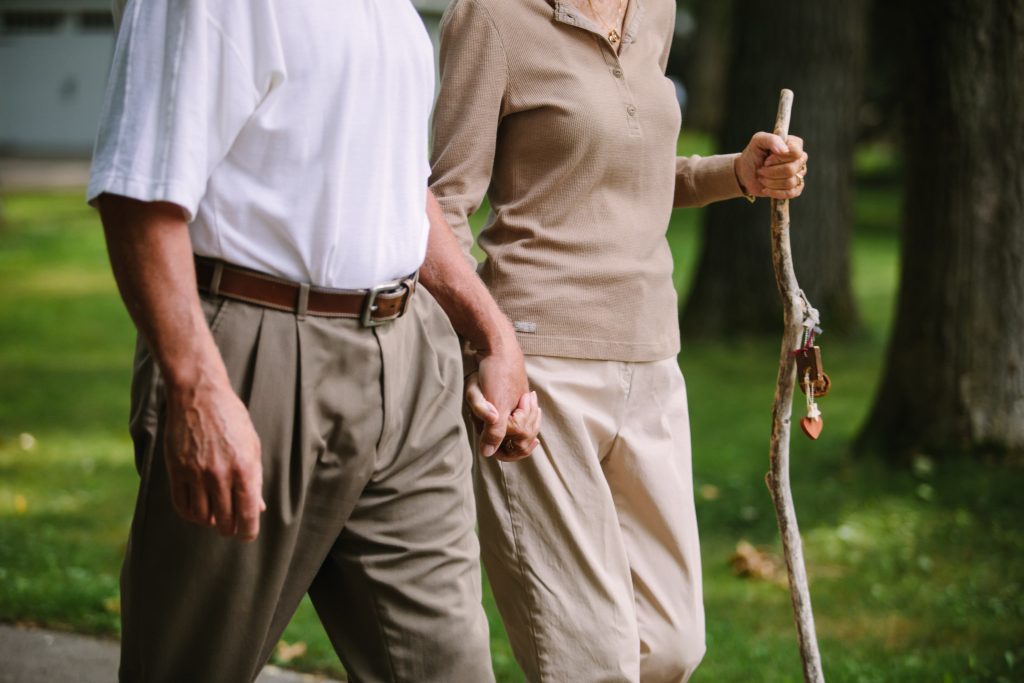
[[430, 0, 744, 362]]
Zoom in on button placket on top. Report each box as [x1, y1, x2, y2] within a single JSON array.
[[552, 0, 645, 136], [600, 48, 641, 136], [616, 0, 646, 135]]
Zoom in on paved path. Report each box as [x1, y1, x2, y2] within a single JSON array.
[[0, 625, 343, 683], [0, 158, 90, 191]]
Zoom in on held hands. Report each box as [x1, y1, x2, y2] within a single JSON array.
[[734, 132, 809, 200], [465, 349, 541, 462], [163, 374, 266, 541]]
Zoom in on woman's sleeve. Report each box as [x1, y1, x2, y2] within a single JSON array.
[[673, 153, 745, 208], [429, 0, 509, 267]]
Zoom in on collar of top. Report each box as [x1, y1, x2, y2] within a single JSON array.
[[548, 0, 646, 48]]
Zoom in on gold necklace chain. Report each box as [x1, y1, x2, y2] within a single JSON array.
[[585, 0, 627, 46]]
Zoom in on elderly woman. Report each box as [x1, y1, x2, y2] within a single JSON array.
[[429, 0, 808, 681]]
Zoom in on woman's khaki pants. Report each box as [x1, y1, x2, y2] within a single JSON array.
[[476, 355, 705, 683]]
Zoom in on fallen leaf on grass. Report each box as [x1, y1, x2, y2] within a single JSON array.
[[275, 640, 307, 664], [730, 540, 786, 586], [698, 484, 720, 501], [13, 494, 27, 514]]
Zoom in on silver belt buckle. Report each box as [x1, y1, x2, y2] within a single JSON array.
[[360, 274, 416, 328]]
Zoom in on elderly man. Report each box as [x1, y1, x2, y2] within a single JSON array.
[[88, 1, 538, 681]]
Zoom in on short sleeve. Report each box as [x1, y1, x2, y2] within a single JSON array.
[[87, 0, 262, 221]]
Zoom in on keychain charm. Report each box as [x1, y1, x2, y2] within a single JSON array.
[[796, 346, 831, 398], [799, 369, 823, 440], [793, 310, 828, 440]]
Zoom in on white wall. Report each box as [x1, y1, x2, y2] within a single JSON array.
[[0, 12, 114, 155], [0, 3, 450, 157]]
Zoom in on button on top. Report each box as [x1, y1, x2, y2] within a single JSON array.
[[626, 105, 637, 116], [612, 68, 624, 78]]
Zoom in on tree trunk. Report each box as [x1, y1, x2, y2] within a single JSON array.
[[680, 1, 866, 338], [678, 0, 734, 134], [857, 0, 1024, 459]]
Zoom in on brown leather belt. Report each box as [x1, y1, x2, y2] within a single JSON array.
[[194, 256, 417, 326]]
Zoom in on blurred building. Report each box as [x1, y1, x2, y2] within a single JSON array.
[[0, 0, 449, 157]]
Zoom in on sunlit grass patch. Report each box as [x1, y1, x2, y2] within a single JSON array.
[[0, 433, 133, 635]]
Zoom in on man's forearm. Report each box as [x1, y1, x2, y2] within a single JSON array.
[[420, 190, 518, 357], [97, 194, 264, 539], [97, 194, 228, 394], [420, 189, 537, 459]]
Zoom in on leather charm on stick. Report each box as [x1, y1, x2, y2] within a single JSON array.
[[800, 414, 823, 440], [796, 346, 831, 399], [799, 368, 824, 440], [795, 346, 822, 384]]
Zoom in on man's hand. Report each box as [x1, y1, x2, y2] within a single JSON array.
[[419, 189, 542, 461], [465, 355, 541, 462], [164, 375, 265, 540], [734, 132, 808, 200], [98, 194, 266, 541]]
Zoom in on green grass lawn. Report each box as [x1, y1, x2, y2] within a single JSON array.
[[1, 146, 1022, 682]]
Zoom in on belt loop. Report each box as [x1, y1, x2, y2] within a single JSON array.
[[209, 262, 224, 297], [296, 283, 310, 320]]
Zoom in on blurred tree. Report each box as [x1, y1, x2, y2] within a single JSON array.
[[857, 0, 1024, 460], [680, 1, 867, 337], [857, 0, 906, 148], [676, 0, 734, 133]]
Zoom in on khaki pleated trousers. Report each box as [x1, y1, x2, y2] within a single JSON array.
[[476, 355, 705, 683], [119, 289, 494, 683]]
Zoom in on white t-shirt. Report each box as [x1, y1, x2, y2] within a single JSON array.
[[88, 0, 435, 289]]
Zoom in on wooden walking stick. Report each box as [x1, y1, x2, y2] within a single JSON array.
[[766, 89, 826, 683]]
